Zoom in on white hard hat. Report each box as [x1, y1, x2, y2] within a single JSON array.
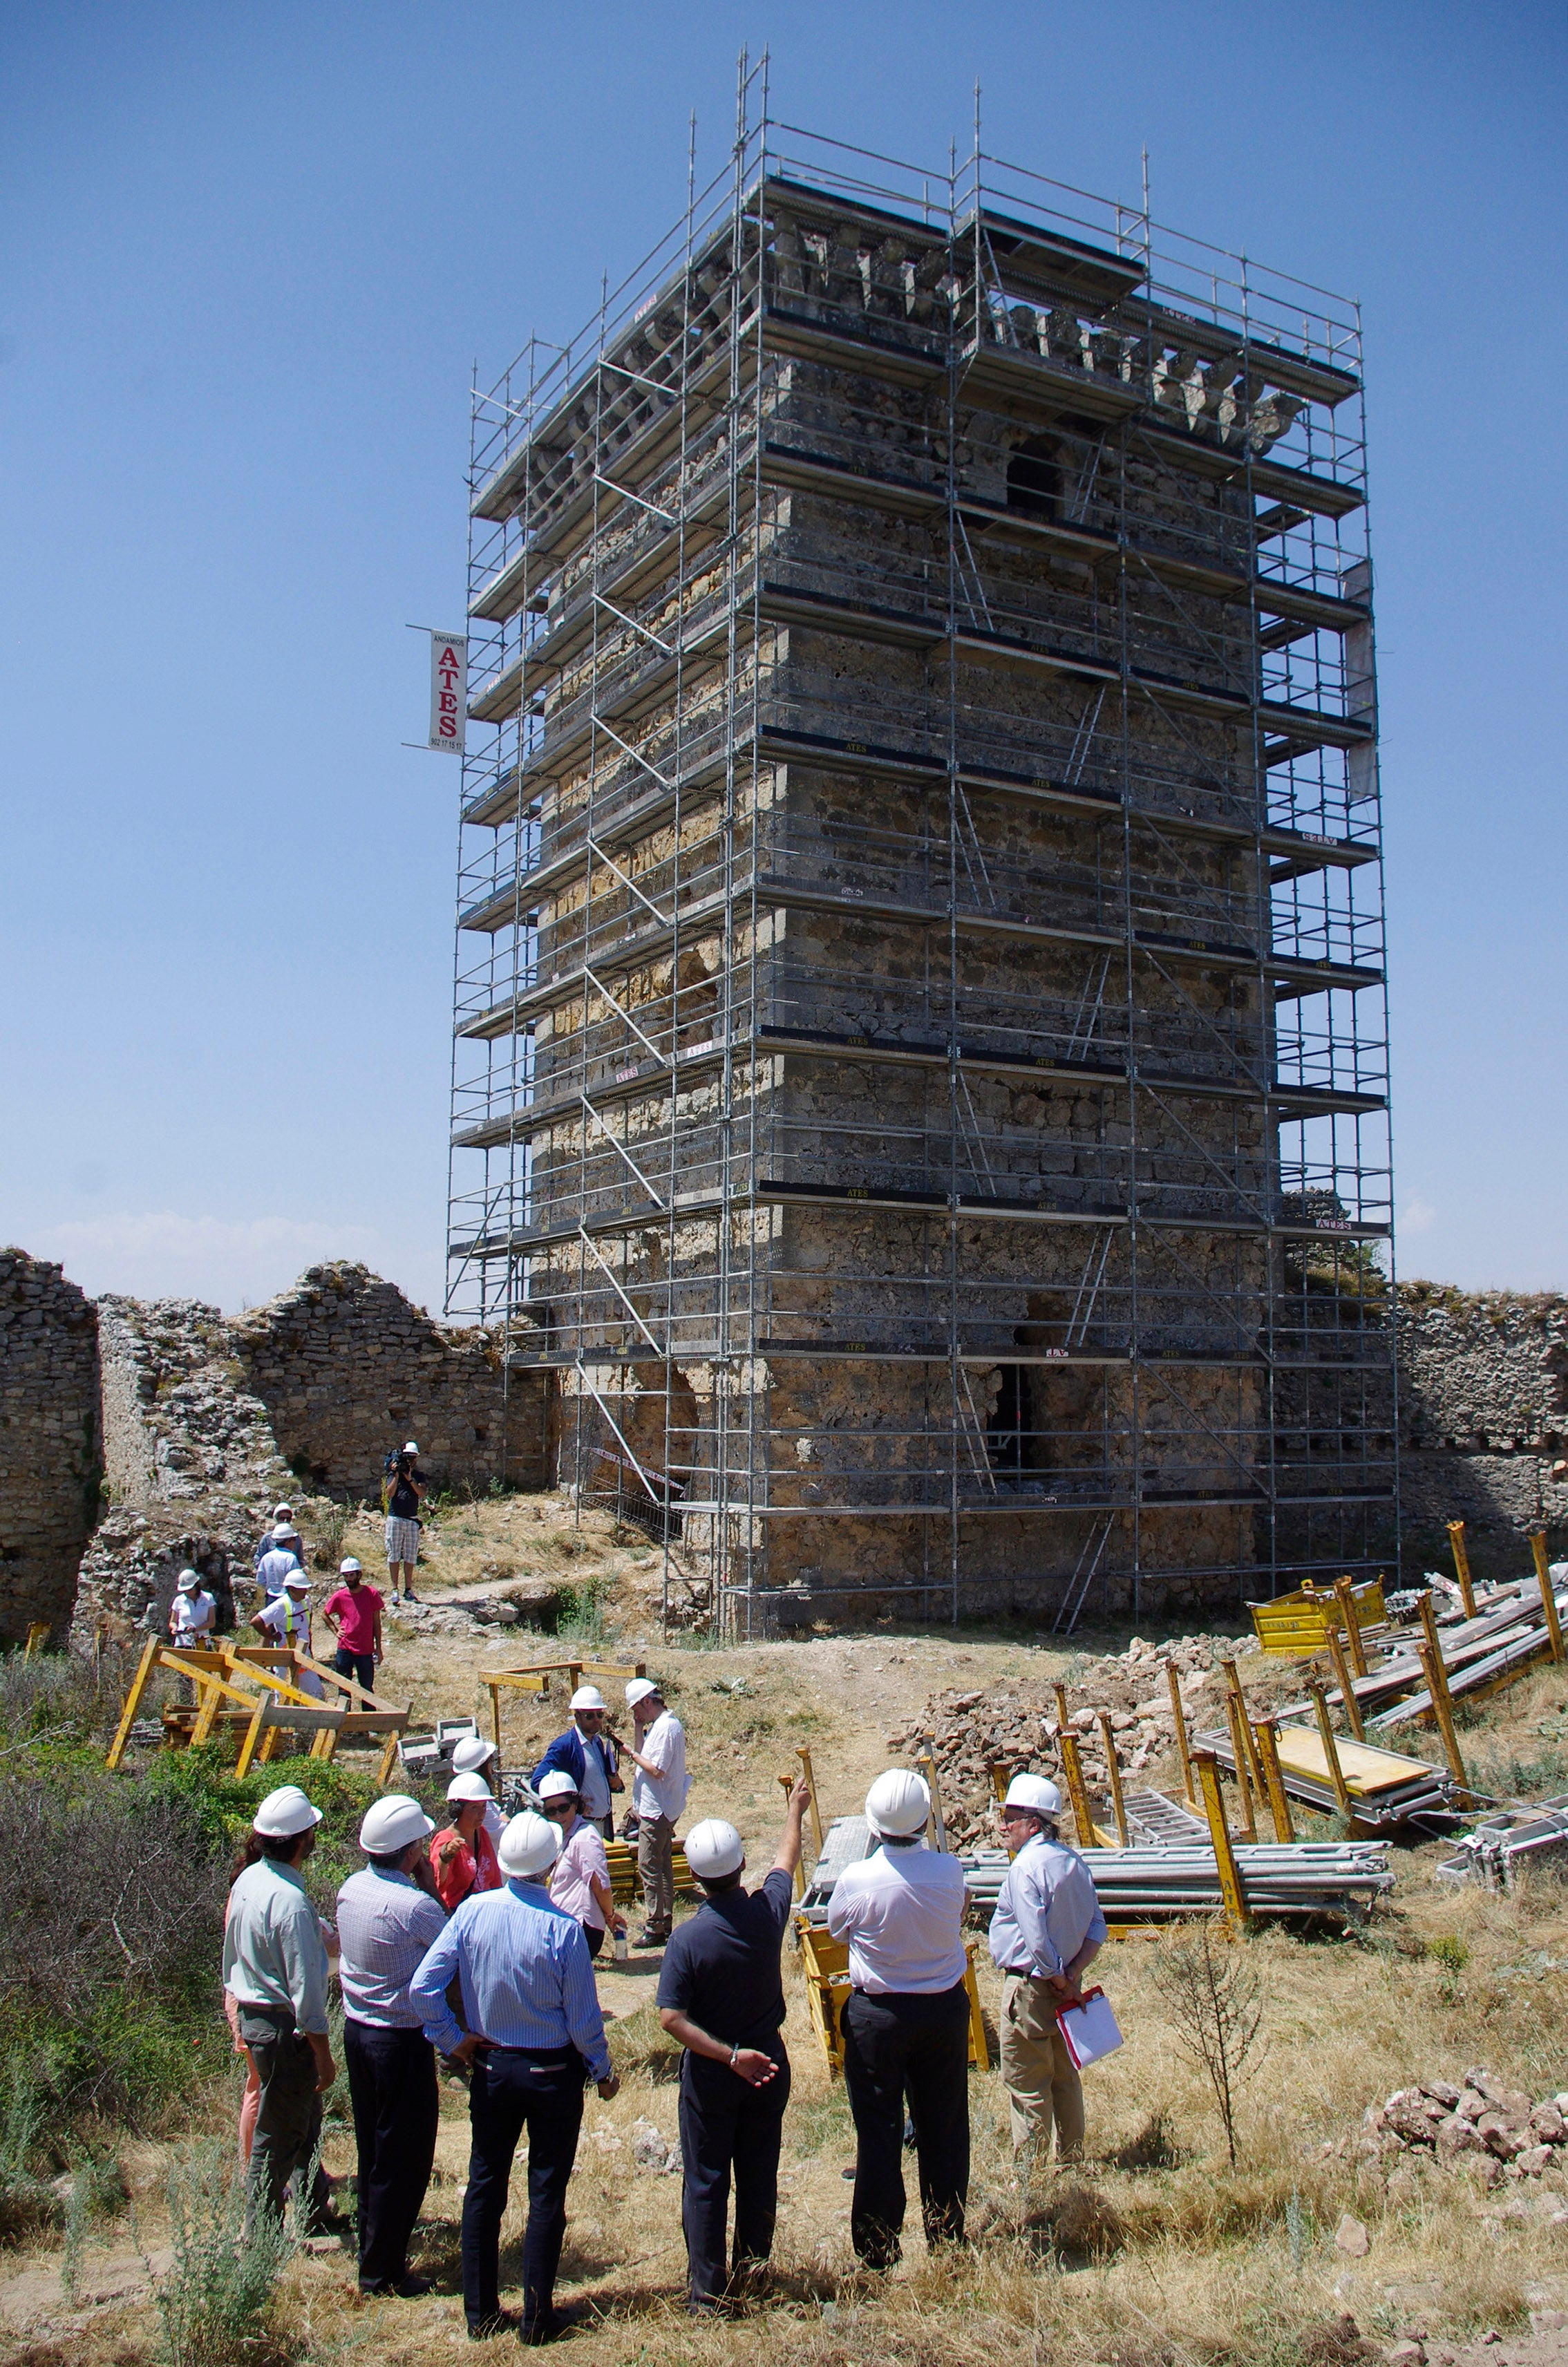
[[359, 1795, 434, 1854], [404, 1440, 419, 1455], [570, 1685, 606, 1712], [536, 1769, 578, 1802], [451, 1735, 498, 1775], [865, 1769, 931, 1838], [339, 1557, 362, 1575], [253, 1784, 323, 1839], [273, 1502, 293, 1519], [176, 1567, 200, 1590], [272, 1520, 295, 1539], [282, 1572, 310, 1594], [625, 1677, 659, 1708], [498, 1811, 559, 1879], [684, 1818, 745, 1879], [1003, 1773, 1063, 1820], [446, 1771, 493, 1804]]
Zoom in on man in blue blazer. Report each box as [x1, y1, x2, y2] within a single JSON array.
[[531, 1685, 622, 1837]]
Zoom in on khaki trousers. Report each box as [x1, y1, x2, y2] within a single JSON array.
[[1000, 1972, 1084, 2162], [637, 1812, 675, 1936]]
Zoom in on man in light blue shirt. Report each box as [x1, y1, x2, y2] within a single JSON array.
[[256, 1520, 304, 1602], [336, 1795, 446, 2299], [410, 1811, 620, 2344], [988, 1772, 1106, 2164]]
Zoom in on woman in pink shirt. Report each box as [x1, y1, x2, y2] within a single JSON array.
[[430, 1773, 504, 1914], [538, 1770, 625, 1959]]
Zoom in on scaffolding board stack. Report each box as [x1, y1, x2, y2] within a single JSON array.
[[446, 66, 1395, 1633]]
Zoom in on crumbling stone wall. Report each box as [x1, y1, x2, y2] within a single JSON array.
[[0, 1250, 100, 1645], [230, 1263, 545, 1500], [97, 1295, 290, 1503], [1397, 1284, 1567, 1569]]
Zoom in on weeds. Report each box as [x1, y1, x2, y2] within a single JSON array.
[[153, 2142, 294, 2367], [1149, 1920, 1268, 2169], [1427, 1933, 1469, 2003]]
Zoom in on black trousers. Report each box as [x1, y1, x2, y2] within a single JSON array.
[[677, 2046, 791, 2306], [462, 2046, 584, 2332], [334, 1647, 375, 1690], [240, 2012, 332, 2233], [343, 2021, 439, 2289], [841, 1983, 970, 2267]]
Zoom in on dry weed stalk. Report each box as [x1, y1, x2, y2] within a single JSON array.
[[1150, 1918, 1267, 2169]]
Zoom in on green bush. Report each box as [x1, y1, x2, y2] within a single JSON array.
[[153, 2142, 294, 2367]]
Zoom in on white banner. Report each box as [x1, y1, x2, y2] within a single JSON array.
[[428, 631, 467, 754]]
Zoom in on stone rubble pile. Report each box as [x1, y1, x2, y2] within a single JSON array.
[[1360, 2071, 1568, 2187], [885, 1631, 1264, 1844]]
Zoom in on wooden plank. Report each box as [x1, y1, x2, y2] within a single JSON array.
[[106, 1637, 160, 1771], [1272, 1724, 1438, 1798]]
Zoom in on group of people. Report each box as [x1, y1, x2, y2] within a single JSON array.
[[168, 1446, 433, 1690], [220, 1690, 1105, 2343]]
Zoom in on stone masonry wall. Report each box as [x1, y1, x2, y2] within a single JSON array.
[[0, 1249, 101, 1645], [1397, 1283, 1568, 1571], [229, 1263, 545, 1500]]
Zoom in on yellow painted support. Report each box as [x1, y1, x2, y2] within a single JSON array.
[[106, 1637, 160, 1771], [1307, 1678, 1354, 1819], [988, 1761, 1010, 1804], [1447, 1519, 1477, 1619], [914, 1740, 949, 1851], [1166, 1659, 1198, 1806], [1222, 1658, 1267, 1799], [1416, 1639, 1471, 1804], [1530, 1532, 1565, 1664], [777, 1774, 805, 1898], [795, 1918, 990, 2079], [375, 1731, 403, 1787], [1334, 1576, 1369, 1678], [23, 1622, 50, 1660], [1417, 1587, 1442, 1667], [234, 1695, 271, 1780], [1325, 1623, 1366, 1742], [1223, 1690, 1258, 1840], [1252, 1715, 1296, 1842], [189, 1674, 227, 1747], [1192, 1749, 1249, 1932], [1097, 1712, 1130, 1847], [1058, 1727, 1100, 1850], [796, 1746, 825, 1857]]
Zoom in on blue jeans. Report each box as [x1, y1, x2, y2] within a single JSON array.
[[334, 1648, 375, 1691], [462, 2046, 584, 2332]]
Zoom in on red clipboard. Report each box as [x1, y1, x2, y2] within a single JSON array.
[[1055, 1984, 1123, 2069]]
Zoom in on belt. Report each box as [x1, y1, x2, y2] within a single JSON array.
[[486, 2043, 574, 2062]]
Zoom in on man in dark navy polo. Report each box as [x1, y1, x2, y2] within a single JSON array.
[[655, 1780, 811, 2314]]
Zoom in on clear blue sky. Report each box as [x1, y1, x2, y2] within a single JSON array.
[[1, 2, 1562, 1313]]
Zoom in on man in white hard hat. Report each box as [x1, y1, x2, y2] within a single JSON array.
[[826, 1769, 970, 2268], [619, 1678, 688, 1947], [655, 1781, 813, 2314], [410, 1811, 620, 2344], [321, 1557, 384, 1692], [451, 1733, 506, 1842], [256, 1520, 305, 1605], [988, 1771, 1106, 2167], [384, 1440, 426, 1604], [254, 1503, 301, 1580], [336, 1795, 446, 2297], [251, 1571, 324, 1696], [531, 1684, 621, 1839], [167, 1567, 217, 1649], [221, 1784, 337, 2232]]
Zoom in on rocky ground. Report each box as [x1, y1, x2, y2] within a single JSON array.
[[5, 1496, 1568, 2367]]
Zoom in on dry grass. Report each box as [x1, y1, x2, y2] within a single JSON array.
[[8, 1583, 1568, 2367]]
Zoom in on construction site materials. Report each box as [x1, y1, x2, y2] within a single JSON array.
[[1447, 1520, 1477, 1620], [106, 1637, 410, 1782], [1249, 1578, 1385, 1658], [479, 1657, 645, 1777], [1336, 1570, 1567, 1730], [958, 1832, 1390, 1924], [1435, 1795, 1568, 1891], [1196, 1719, 1455, 1829], [795, 1916, 990, 2080]]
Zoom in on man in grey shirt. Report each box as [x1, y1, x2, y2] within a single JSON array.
[[336, 1794, 448, 2297], [220, 1784, 337, 2229]]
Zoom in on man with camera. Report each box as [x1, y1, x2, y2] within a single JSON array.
[[384, 1440, 426, 1605]]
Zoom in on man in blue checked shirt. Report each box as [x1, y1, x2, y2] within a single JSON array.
[[410, 1811, 620, 2346], [987, 1772, 1106, 2166]]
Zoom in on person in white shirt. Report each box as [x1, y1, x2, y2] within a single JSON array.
[[988, 1772, 1106, 2165], [538, 1769, 626, 1958], [619, 1678, 688, 1948], [256, 1521, 305, 1603], [251, 1574, 324, 1698], [826, 1769, 970, 2269], [167, 1568, 217, 1649]]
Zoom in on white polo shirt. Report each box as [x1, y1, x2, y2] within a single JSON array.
[[631, 1709, 689, 1823], [826, 1840, 968, 1994]]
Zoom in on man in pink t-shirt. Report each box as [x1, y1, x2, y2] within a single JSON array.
[[321, 1558, 384, 1692]]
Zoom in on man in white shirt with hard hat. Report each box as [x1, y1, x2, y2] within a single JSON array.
[[335, 1795, 447, 2296], [221, 1783, 337, 2232], [531, 1684, 622, 1838], [988, 1771, 1106, 2166], [410, 1810, 619, 2344], [619, 1677, 688, 1947], [826, 1769, 970, 2268]]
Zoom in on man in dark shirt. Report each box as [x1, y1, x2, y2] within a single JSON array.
[[656, 1779, 811, 2314]]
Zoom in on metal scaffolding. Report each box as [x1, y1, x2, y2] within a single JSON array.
[[446, 65, 1396, 1634]]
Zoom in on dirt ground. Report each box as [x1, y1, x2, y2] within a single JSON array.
[[5, 1494, 1567, 2367]]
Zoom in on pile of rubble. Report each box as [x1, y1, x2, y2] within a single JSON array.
[[1361, 2070, 1568, 2185], [885, 1632, 1264, 1845]]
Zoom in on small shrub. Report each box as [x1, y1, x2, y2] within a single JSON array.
[[153, 2142, 293, 2367], [1428, 1932, 1469, 2003], [1150, 1918, 1269, 2169]]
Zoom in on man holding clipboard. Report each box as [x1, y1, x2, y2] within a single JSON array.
[[988, 1774, 1108, 2165]]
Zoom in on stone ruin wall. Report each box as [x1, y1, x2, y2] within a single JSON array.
[[0, 1251, 100, 1645], [1397, 1286, 1568, 1576]]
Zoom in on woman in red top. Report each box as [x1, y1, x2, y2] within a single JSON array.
[[431, 1772, 504, 1912]]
